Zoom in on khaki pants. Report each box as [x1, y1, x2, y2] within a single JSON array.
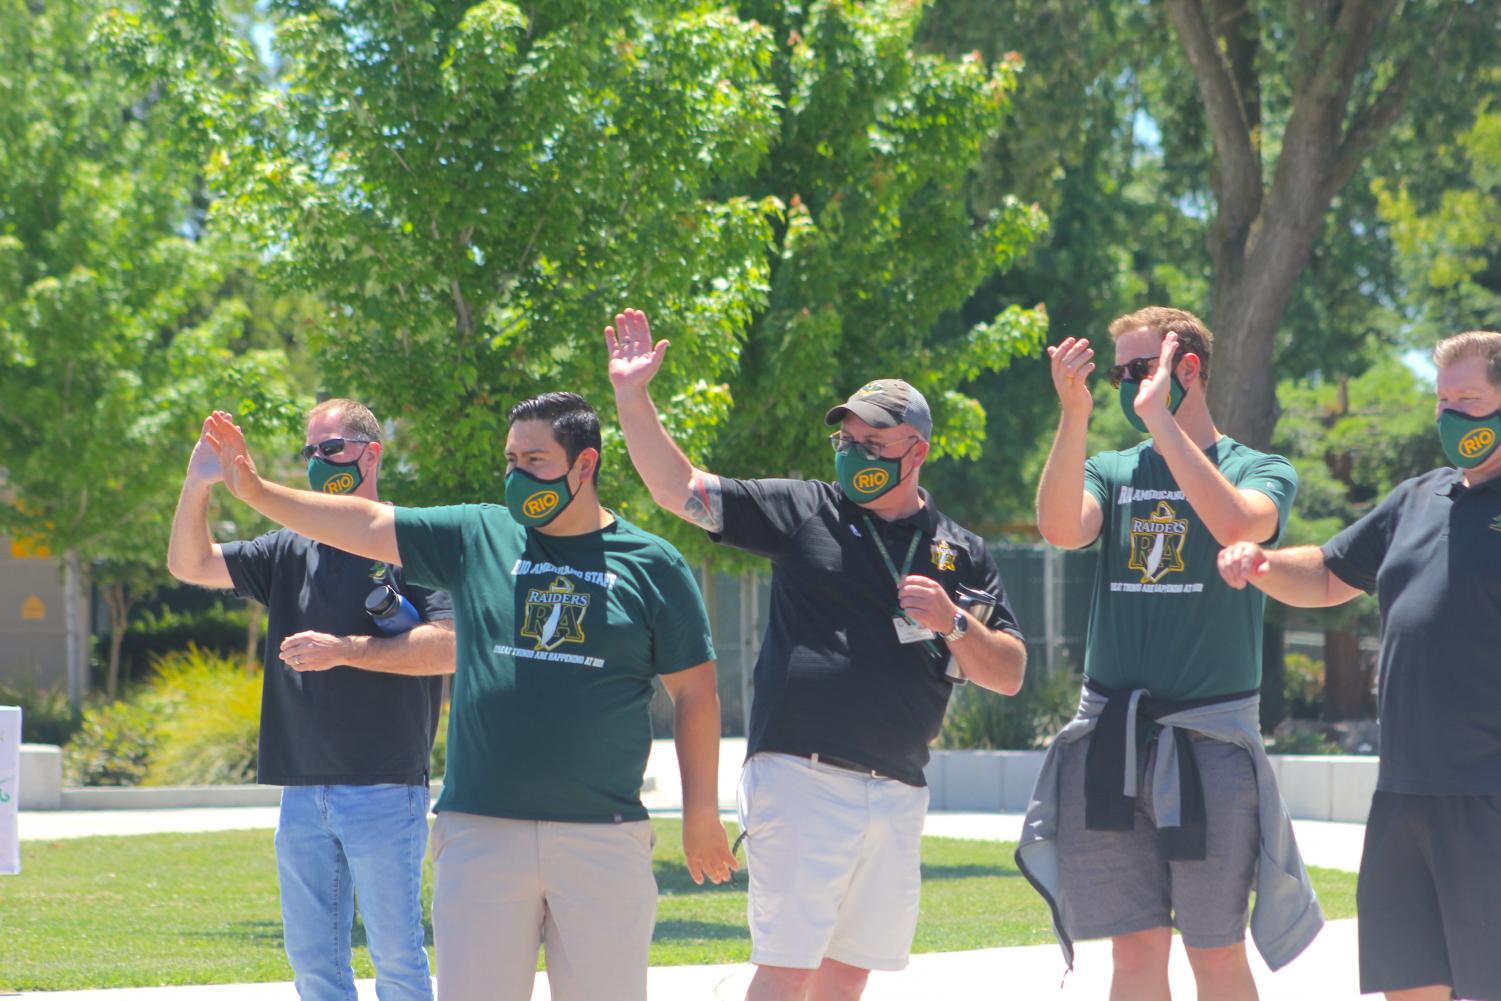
[[430, 811, 657, 1001]]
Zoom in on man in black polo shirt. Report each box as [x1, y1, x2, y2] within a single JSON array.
[[167, 399, 454, 1001], [1218, 330, 1501, 1001], [606, 309, 1027, 1000]]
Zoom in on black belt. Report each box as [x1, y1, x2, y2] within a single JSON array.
[[792, 751, 888, 779]]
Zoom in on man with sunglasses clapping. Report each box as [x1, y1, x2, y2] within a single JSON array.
[[1020, 307, 1320, 999], [607, 308, 1027, 1001], [167, 398, 455, 1001]]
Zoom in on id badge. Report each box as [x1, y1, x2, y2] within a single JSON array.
[[893, 615, 937, 644]]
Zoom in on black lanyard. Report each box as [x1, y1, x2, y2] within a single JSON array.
[[863, 516, 941, 655]]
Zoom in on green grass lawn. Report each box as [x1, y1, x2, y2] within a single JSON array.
[[0, 820, 1358, 991]]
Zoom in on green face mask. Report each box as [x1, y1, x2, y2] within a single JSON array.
[[505, 465, 576, 527], [308, 456, 364, 495], [1119, 376, 1187, 434], [834, 447, 903, 503], [1437, 408, 1501, 469]]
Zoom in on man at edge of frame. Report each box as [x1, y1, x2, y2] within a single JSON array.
[[1219, 329, 1501, 1001]]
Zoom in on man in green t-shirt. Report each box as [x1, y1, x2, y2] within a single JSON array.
[[200, 393, 736, 1001], [1026, 307, 1315, 999]]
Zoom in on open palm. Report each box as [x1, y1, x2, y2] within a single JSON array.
[[605, 308, 669, 390], [203, 411, 264, 502]]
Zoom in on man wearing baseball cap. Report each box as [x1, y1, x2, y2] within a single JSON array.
[[607, 308, 1027, 1001]]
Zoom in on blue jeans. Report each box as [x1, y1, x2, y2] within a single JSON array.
[[276, 784, 433, 1001]]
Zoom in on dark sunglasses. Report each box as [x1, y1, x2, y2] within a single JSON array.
[[1107, 346, 1185, 388], [298, 437, 372, 461]]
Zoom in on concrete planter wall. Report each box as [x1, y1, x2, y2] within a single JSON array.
[[925, 748, 1380, 824], [23, 741, 1374, 822]]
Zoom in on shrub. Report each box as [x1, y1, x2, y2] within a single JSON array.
[[64, 700, 157, 786], [1283, 652, 1324, 720], [63, 645, 261, 787], [431, 701, 450, 780], [936, 664, 1081, 751], [142, 646, 261, 786], [104, 601, 260, 692], [1266, 726, 1343, 755], [0, 678, 78, 746]]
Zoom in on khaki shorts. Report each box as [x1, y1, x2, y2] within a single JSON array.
[[737, 752, 929, 972], [429, 811, 656, 1001]]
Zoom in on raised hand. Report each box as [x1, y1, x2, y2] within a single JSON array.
[[1131, 331, 1179, 425], [1046, 337, 1095, 415], [605, 308, 669, 391], [1218, 541, 1270, 590], [185, 416, 223, 486], [202, 411, 265, 504]]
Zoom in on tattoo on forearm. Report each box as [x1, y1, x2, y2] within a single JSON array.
[[683, 473, 724, 532]]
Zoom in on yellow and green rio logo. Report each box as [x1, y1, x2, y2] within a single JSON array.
[[522, 489, 561, 519], [1459, 427, 1497, 459], [321, 472, 357, 494], [851, 467, 890, 495]]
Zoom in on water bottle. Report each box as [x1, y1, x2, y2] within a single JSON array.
[[365, 584, 421, 635]]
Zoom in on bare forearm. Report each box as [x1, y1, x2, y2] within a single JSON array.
[[1152, 421, 1273, 544], [247, 481, 400, 564], [1256, 546, 1361, 607], [672, 685, 723, 816], [1036, 411, 1094, 548], [167, 480, 230, 587], [613, 385, 721, 529], [951, 621, 1027, 696], [342, 623, 456, 675]]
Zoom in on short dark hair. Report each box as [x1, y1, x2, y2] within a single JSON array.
[[507, 392, 602, 483]]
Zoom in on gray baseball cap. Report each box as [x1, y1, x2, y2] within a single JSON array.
[[824, 379, 932, 440]]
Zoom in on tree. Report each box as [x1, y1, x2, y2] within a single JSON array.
[[0, 0, 301, 702], [128, 0, 1047, 559], [708, 0, 1048, 496], [1272, 356, 1441, 719], [1163, 0, 1498, 448], [1375, 87, 1501, 341]]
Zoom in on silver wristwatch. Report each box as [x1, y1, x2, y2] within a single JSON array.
[[943, 610, 969, 643]]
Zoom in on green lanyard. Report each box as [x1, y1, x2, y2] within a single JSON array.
[[863, 516, 941, 655]]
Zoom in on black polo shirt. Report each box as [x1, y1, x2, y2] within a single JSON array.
[[1322, 468, 1501, 795], [711, 478, 1022, 785], [223, 529, 453, 787]]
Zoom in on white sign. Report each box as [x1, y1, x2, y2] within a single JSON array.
[[0, 706, 19, 874]]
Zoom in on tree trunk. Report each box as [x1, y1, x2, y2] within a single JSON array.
[[1207, 203, 1330, 450], [1259, 620, 1285, 734], [244, 598, 262, 674], [104, 581, 133, 701], [62, 549, 90, 713], [1322, 626, 1369, 721]]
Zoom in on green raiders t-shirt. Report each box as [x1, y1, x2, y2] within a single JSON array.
[[1082, 437, 1298, 700], [394, 504, 715, 823]]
